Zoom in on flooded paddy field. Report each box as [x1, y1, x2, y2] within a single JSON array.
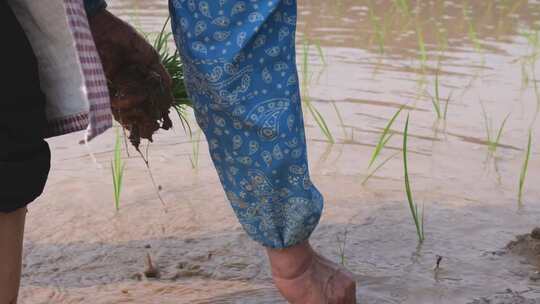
[[18, 1, 540, 303]]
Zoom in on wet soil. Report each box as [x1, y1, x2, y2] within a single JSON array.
[[18, 0, 540, 303], [506, 227, 540, 267]]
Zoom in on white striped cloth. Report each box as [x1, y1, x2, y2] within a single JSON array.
[[7, 0, 112, 141], [64, 0, 111, 141]]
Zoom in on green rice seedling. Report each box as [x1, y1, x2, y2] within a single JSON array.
[[313, 39, 327, 66], [301, 40, 311, 87], [301, 40, 334, 143], [152, 17, 192, 133], [189, 129, 202, 169], [305, 99, 334, 143], [403, 114, 425, 243], [521, 59, 531, 90], [436, 26, 449, 54], [491, 113, 511, 152], [522, 29, 540, 62], [518, 130, 533, 203], [111, 128, 125, 211], [312, 39, 328, 84], [362, 151, 400, 185], [428, 72, 451, 120], [368, 3, 386, 55], [331, 101, 348, 140], [462, 2, 482, 53], [392, 0, 409, 15], [368, 105, 404, 168], [416, 25, 428, 67], [480, 101, 511, 153], [532, 65, 540, 98], [480, 101, 492, 144], [532, 69, 540, 126], [336, 228, 349, 266], [506, 0, 524, 17], [468, 21, 482, 52], [121, 128, 131, 157], [331, 0, 345, 17]]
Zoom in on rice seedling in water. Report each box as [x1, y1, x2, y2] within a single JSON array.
[[112, 128, 125, 211], [336, 228, 349, 266], [468, 21, 482, 52], [305, 100, 334, 143], [435, 26, 449, 53], [519, 130, 533, 203], [492, 114, 511, 152], [301, 40, 334, 143], [368, 105, 404, 168], [190, 129, 202, 169], [520, 58, 531, 90], [505, 0, 524, 17], [312, 38, 327, 66], [331, 101, 349, 140], [416, 25, 428, 68], [427, 72, 451, 120], [532, 69, 540, 126], [311, 38, 328, 84], [368, 2, 386, 55], [480, 101, 511, 153], [392, 0, 409, 15], [403, 114, 425, 243], [522, 29, 540, 63], [362, 151, 400, 185], [461, 2, 482, 53]]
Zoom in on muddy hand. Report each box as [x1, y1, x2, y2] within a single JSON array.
[[88, 8, 172, 110], [268, 241, 357, 304]]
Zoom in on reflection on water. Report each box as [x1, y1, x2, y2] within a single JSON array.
[[20, 1, 540, 303], [108, 0, 540, 146]]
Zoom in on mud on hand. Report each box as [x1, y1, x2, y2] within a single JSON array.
[[89, 9, 174, 151]]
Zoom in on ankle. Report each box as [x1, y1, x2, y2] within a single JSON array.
[[266, 241, 315, 280]]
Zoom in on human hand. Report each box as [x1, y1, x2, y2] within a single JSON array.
[[88, 9, 173, 149], [267, 241, 357, 304]]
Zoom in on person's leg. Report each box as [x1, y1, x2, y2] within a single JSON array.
[[0, 208, 26, 304], [267, 241, 356, 304], [169, 0, 355, 302], [0, 3, 52, 303]]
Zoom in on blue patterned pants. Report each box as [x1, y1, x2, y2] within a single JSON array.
[[169, 0, 323, 249]]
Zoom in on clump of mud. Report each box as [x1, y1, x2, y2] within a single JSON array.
[[468, 289, 540, 304], [506, 227, 540, 265], [108, 64, 173, 150]]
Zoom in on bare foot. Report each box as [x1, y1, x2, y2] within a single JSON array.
[[267, 241, 357, 304]]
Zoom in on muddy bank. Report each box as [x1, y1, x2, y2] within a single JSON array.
[[506, 228, 540, 266], [468, 289, 540, 304]]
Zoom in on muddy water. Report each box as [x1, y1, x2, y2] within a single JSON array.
[[19, 1, 540, 303]]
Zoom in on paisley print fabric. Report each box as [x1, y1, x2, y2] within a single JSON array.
[[169, 0, 323, 249]]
